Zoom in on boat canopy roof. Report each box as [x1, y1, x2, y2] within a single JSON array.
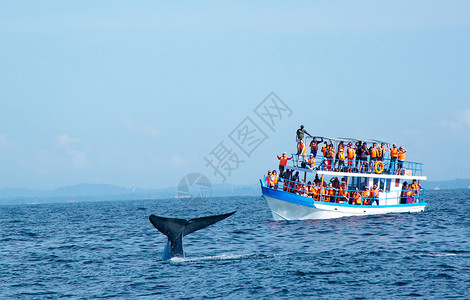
[[309, 136, 390, 146]]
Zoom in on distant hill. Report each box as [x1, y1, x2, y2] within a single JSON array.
[[0, 183, 261, 206], [2, 178, 467, 206], [51, 184, 131, 196]]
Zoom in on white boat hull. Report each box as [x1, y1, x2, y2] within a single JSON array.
[[262, 188, 426, 220]]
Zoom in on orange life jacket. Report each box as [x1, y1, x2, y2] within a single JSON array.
[[398, 151, 406, 160], [362, 191, 371, 204], [321, 145, 327, 156], [371, 148, 378, 158], [391, 148, 398, 158], [279, 156, 288, 166], [354, 193, 361, 205], [272, 175, 278, 184], [347, 148, 355, 159], [297, 141, 306, 154], [308, 158, 316, 167], [327, 148, 335, 158], [310, 141, 318, 151], [312, 187, 320, 201], [377, 148, 384, 158], [338, 188, 349, 198], [371, 188, 379, 198]]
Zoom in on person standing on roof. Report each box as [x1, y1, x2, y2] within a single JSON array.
[[397, 146, 407, 173], [389, 144, 399, 174], [277, 152, 292, 176], [309, 137, 323, 158], [377, 143, 388, 162], [296, 125, 312, 142], [360, 142, 370, 173], [355, 141, 362, 170], [346, 142, 356, 172], [334, 141, 345, 170], [369, 143, 378, 172], [297, 139, 307, 167]]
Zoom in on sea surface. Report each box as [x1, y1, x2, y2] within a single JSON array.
[[1, 189, 469, 299]]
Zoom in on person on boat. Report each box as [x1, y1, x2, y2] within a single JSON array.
[[346, 143, 356, 172], [355, 141, 363, 171], [306, 154, 316, 170], [377, 143, 388, 162], [277, 152, 292, 176], [362, 186, 371, 205], [325, 143, 335, 171], [330, 177, 340, 190], [312, 182, 320, 201], [334, 141, 345, 170], [369, 143, 378, 172], [282, 169, 291, 191], [360, 142, 370, 173], [389, 144, 399, 174], [309, 137, 323, 158], [296, 125, 312, 142], [306, 181, 314, 197], [321, 141, 328, 157], [288, 171, 299, 193], [337, 148, 345, 172], [370, 184, 380, 205], [325, 183, 335, 202], [271, 170, 279, 190], [400, 182, 410, 204], [338, 181, 349, 203], [296, 139, 307, 167], [411, 179, 421, 202], [265, 171, 273, 188], [397, 146, 407, 174], [352, 188, 362, 205], [319, 182, 326, 201]]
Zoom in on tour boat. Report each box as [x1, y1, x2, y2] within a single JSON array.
[[260, 137, 427, 220]]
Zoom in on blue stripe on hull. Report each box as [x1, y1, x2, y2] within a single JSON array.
[[261, 186, 427, 209]]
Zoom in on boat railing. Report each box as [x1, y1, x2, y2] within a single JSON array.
[[291, 153, 424, 176], [262, 176, 426, 205]]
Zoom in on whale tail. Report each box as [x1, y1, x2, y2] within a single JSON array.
[[149, 211, 236, 261]]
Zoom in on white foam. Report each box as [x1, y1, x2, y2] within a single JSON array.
[[168, 252, 272, 263]]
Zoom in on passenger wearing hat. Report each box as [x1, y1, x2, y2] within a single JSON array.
[[276, 152, 292, 176]]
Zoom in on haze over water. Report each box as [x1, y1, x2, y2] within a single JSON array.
[[1, 189, 469, 298]]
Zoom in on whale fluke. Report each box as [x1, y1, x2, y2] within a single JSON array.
[[149, 211, 236, 261]]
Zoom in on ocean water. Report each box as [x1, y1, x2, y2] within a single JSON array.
[[1, 189, 469, 299]]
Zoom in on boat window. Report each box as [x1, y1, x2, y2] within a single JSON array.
[[360, 177, 367, 189], [376, 178, 385, 191], [385, 179, 391, 192]]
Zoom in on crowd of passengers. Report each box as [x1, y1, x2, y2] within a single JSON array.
[[264, 171, 422, 205], [263, 126, 422, 205], [286, 125, 408, 174]]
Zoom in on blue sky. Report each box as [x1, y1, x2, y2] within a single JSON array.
[[1, 1, 469, 189]]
